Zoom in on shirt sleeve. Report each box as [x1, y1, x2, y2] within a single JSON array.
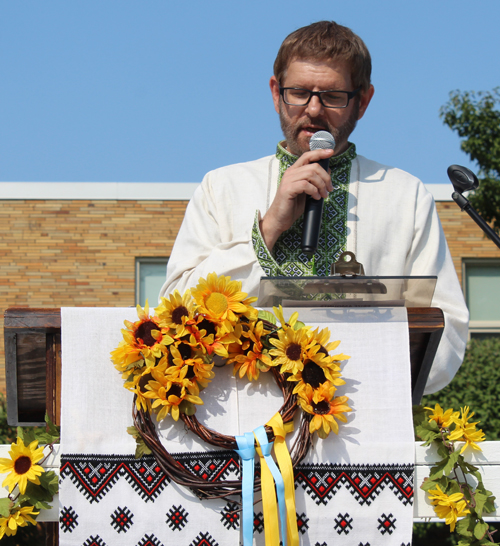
[[160, 173, 267, 300]]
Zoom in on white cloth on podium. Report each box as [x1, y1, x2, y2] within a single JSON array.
[[59, 306, 415, 546]]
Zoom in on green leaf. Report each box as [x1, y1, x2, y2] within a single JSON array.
[[258, 310, 276, 325], [179, 399, 197, 416], [428, 458, 449, 480], [443, 449, 461, 476], [474, 492, 488, 517], [483, 494, 496, 514], [0, 498, 13, 517], [474, 521, 490, 540], [293, 321, 305, 331], [456, 515, 473, 537], [135, 440, 152, 459], [38, 471, 59, 498]]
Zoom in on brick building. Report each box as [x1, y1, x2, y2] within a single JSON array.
[[1, 182, 499, 393]]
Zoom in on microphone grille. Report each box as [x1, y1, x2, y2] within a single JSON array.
[[309, 131, 336, 151]]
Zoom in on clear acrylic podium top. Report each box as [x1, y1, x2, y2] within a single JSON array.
[[256, 276, 437, 308]]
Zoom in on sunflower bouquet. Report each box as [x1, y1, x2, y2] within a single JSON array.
[[0, 417, 59, 540], [111, 273, 351, 463]]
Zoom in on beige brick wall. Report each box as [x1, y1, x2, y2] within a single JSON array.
[[0, 199, 189, 393], [436, 201, 500, 286]]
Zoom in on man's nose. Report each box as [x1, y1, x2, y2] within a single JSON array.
[[305, 95, 324, 117]]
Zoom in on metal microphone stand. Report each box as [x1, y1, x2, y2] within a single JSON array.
[[447, 164, 500, 250]]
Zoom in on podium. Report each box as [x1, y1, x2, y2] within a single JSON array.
[[4, 275, 443, 426]]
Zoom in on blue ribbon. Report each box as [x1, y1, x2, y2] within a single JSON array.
[[235, 432, 256, 546], [253, 425, 288, 546]]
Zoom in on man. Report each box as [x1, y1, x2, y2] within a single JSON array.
[[160, 21, 468, 394]]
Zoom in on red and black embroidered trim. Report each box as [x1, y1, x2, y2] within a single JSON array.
[[295, 463, 413, 506]]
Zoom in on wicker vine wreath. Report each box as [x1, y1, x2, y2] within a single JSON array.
[[111, 273, 351, 501], [131, 366, 312, 500]]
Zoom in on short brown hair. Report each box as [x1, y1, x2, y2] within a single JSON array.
[[274, 21, 372, 92]]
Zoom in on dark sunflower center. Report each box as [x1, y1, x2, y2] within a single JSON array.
[[172, 306, 189, 325], [198, 319, 217, 338], [138, 373, 153, 392], [167, 342, 192, 366], [285, 342, 302, 361], [165, 384, 182, 398], [14, 456, 32, 475], [312, 400, 330, 415], [301, 361, 326, 388], [184, 365, 196, 379], [135, 321, 159, 347]]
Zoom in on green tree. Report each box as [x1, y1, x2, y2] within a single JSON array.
[[440, 87, 500, 232]]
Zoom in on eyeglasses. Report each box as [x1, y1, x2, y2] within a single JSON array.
[[279, 86, 361, 109]]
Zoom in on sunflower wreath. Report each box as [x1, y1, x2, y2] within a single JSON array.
[[111, 272, 351, 499]]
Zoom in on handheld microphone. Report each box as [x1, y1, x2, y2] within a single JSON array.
[[301, 130, 336, 256]]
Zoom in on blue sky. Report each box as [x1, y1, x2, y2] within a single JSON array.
[[1, 1, 499, 185]]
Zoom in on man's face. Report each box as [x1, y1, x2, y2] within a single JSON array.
[[270, 59, 374, 156]]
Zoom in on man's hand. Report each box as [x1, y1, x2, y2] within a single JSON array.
[[259, 148, 334, 251]]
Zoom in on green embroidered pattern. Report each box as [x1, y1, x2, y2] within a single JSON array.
[[252, 142, 356, 278]]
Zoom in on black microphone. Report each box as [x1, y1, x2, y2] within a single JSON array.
[[301, 130, 336, 256]]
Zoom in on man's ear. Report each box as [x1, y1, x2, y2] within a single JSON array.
[[270, 76, 281, 114], [357, 84, 374, 120]]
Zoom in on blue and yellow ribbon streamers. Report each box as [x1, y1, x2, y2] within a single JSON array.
[[267, 413, 299, 546], [254, 425, 287, 546], [235, 432, 256, 546]]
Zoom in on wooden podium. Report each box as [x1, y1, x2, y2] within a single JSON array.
[[4, 306, 444, 426]]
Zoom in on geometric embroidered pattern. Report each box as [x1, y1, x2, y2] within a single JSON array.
[[189, 531, 219, 546], [220, 502, 240, 530], [296, 512, 309, 535], [253, 512, 264, 534], [83, 537, 107, 546], [137, 534, 164, 546], [173, 450, 240, 482], [166, 505, 189, 531], [295, 463, 414, 506], [60, 454, 170, 503], [252, 142, 356, 279], [60, 506, 78, 533], [110, 506, 134, 533], [334, 513, 353, 535], [377, 513, 396, 535]]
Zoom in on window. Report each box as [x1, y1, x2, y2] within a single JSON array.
[[135, 258, 169, 307], [463, 259, 500, 339]]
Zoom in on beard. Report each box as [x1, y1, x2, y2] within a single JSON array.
[[279, 100, 359, 156]]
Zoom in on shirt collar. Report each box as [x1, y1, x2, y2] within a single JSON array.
[[276, 140, 357, 169]]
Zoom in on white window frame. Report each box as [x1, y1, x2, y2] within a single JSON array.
[[135, 257, 169, 307], [462, 258, 500, 339]]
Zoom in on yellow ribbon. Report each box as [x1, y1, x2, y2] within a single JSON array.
[[267, 412, 299, 546], [255, 429, 280, 546]]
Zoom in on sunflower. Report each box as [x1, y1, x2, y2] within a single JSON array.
[[298, 382, 351, 438], [229, 320, 273, 381], [143, 372, 203, 421], [305, 326, 349, 367], [123, 366, 155, 413], [0, 506, 39, 539], [155, 289, 198, 337], [269, 324, 311, 374], [191, 273, 256, 334], [288, 352, 345, 395], [166, 344, 215, 390], [425, 403, 459, 429], [0, 438, 45, 494], [448, 406, 486, 453], [427, 485, 470, 532], [187, 314, 242, 358], [111, 301, 174, 371], [273, 305, 300, 329]]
